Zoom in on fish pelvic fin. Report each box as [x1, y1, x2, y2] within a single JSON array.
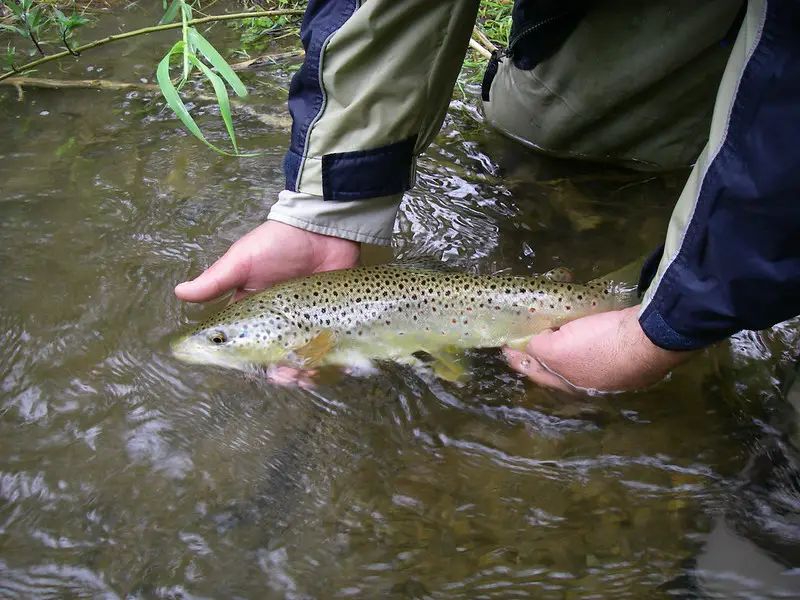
[[286, 330, 337, 368]]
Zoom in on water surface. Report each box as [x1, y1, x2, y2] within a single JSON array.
[[2, 4, 800, 598]]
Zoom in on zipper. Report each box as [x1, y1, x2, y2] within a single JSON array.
[[504, 10, 579, 58]]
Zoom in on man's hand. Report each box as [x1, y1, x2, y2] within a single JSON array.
[[174, 220, 358, 387], [504, 305, 696, 393], [174, 220, 360, 303]]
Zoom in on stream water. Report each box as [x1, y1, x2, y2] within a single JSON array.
[[2, 3, 800, 598]]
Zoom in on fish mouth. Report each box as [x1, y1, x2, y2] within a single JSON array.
[[169, 336, 204, 364], [170, 335, 253, 371]]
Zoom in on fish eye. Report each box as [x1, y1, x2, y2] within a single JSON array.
[[208, 331, 227, 345]]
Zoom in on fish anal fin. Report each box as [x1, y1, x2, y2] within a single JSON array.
[[427, 347, 470, 384], [287, 330, 337, 368]]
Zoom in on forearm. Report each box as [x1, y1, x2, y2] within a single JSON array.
[[638, 0, 800, 350], [269, 0, 480, 245]]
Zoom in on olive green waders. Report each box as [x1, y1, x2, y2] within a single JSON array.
[[483, 1, 743, 171]]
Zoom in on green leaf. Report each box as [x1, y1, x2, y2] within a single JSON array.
[[187, 28, 248, 98], [0, 24, 27, 37], [66, 12, 88, 28], [180, 0, 193, 22], [27, 6, 45, 30], [157, 42, 207, 145], [177, 0, 192, 89], [157, 41, 260, 157], [188, 54, 238, 153], [20, 0, 31, 12], [159, 0, 180, 26]]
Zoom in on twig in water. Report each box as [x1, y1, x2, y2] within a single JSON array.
[[0, 75, 292, 130], [469, 37, 492, 60], [472, 26, 497, 52], [230, 49, 304, 70]]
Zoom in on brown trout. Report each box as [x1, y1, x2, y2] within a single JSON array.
[[171, 261, 638, 380]]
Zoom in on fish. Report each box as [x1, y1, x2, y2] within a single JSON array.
[[171, 260, 640, 381]]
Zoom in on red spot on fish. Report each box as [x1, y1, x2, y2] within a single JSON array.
[[592, 301, 597, 307], [529, 307, 536, 313], [451, 318, 457, 323], [565, 306, 571, 311], [494, 306, 500, 311], [466, 307, 473, 312], [385, 320, 391, 325]]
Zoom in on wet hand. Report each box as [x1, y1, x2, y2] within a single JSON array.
[[174, 220, 360, 303], [503, 306, 696, 393], [175, 221, 358, 387]]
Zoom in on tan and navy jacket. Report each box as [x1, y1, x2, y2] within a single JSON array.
[[267, 0, 800, 353]]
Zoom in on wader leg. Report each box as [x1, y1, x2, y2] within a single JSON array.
[[483, 0, 742, 171]]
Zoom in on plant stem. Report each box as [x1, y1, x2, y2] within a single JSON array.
[[0, 9, 305, 82], [28, 30, 45, 56], [180, 0, 190, 87]]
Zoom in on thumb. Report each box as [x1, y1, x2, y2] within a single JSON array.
[[174, 248, 251, 303]]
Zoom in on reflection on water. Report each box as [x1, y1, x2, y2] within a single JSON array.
[[2, 2, 800, 598]]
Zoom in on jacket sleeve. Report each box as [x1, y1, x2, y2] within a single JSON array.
[[267, 0, 480, 246], [637, 0, 800, 351]]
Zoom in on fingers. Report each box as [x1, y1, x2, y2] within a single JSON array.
[[523, 327, 560, 361], [503, 348, 575, 393], [266, 365, 318, 389], [174, 246, 251, 303]]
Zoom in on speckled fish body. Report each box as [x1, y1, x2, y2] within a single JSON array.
[[171, 264, 638, 373]]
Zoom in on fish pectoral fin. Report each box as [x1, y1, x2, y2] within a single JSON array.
[[287, 330, 337, 368], [544, 267, 574, 283], [427, 348, 470, 384]]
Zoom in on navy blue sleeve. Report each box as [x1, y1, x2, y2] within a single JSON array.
[[284, 0, 358, 193], [639, 0, 800, 351]]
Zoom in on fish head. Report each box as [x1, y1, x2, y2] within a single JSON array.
[[171, 304, 290, 370]]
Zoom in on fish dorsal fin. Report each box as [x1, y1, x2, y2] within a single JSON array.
[[389, 255, 461, 273], [286, 330, 337, 368], [544, 267, 574, 283]]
